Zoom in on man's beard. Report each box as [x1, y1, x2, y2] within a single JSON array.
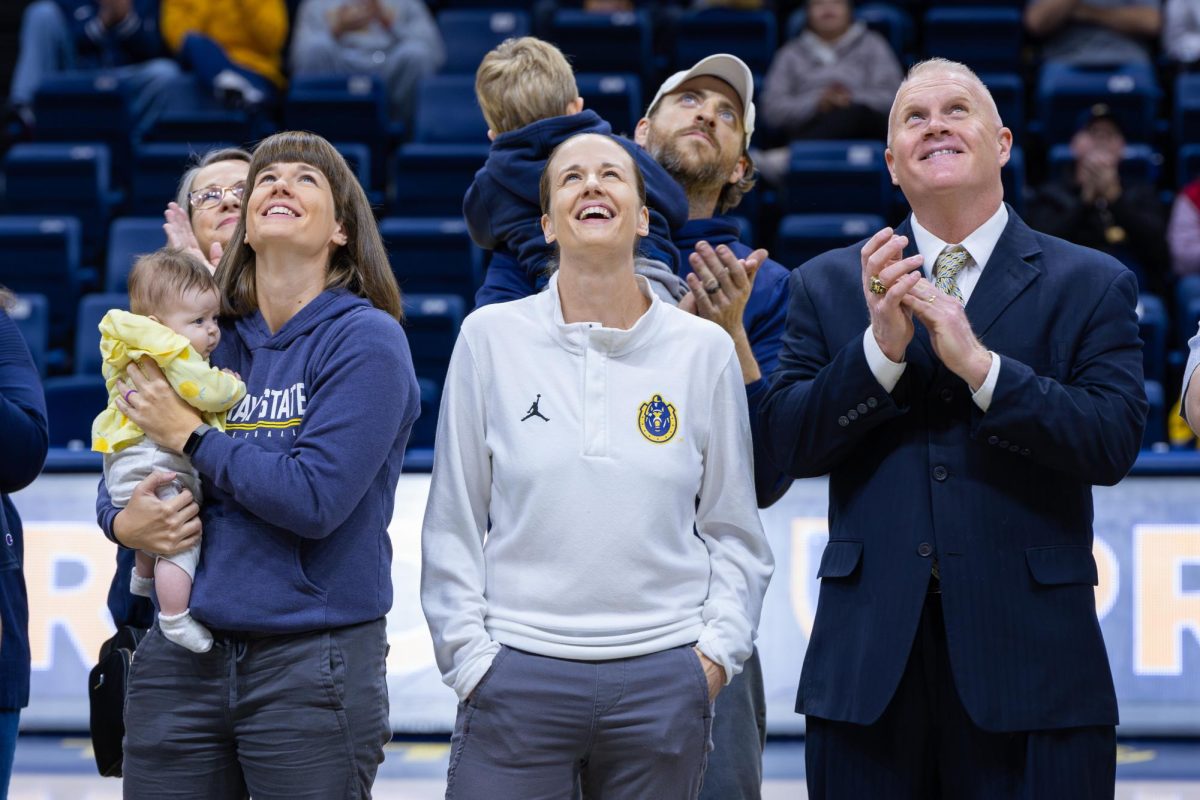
[[646, 127, 736, 195]]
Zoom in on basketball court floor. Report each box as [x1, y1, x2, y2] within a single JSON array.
[[10, 736, 1200, 798]]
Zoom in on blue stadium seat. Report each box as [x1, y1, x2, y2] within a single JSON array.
[[783, 141, 890, 216], [106, 217, 166, 293], [1047, 143, 1159, 186], [412, 75, 489, 143], [1002, 146, 1026, 214], [31, 72, 133, 176], [923, 7, 1023, 73], [437, 9, 531, 74], [1175, 274, 1200, 348], [403, 292, 466, 387], [981, 72, 1025, 143], [284, 75, 392, 189], [8, 293, 52, 376], [546, 10, 653, 79], [1036, 63, 1159, 146], [785, 4, 915, 60], [130, 142, 229, 217], [577, 73, 642, 137], [1143, 379, 1165, 449], [775, 214, 885, 269], [672, 9, 777, 75], [392, 142, 489, 217], [42, 374, 109, 457], [0, 216, 86, 343], [330, 142, 380, 206], [3, 143, 118, 261], [408, 376, 441, 453], [139, 108, 259, 147], [1174, 72, 1200, 151], [75, 293, 129, 376], [1138, 293, 1168, 383], [379, 218, 483, 305], [1178, 143, 1200, 189]]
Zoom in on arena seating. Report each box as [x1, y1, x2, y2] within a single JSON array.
[[437, 9, 532, 75]]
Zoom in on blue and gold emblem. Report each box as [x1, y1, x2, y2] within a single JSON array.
[[638, 393, 678, 443]]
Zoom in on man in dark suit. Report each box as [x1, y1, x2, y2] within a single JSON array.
[[760, 58, 1147, 796]]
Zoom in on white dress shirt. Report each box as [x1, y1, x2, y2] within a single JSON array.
[[863, 203, 1008, 411]]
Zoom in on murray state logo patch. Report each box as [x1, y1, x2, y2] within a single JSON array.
[[638, 393, 678, 443]]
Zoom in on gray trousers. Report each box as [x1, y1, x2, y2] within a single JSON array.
[[105, 439, 202, 579], [700, 648, 767, 800], [446, 644, 713, 800], [122, 618, 391, 799]]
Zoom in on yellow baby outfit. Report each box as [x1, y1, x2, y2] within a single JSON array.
[[91, 310, 246, 453]]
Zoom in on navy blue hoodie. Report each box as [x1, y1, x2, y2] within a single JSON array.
[[99, 289, 420, 633], [0, 311, 47, 710], [463, 110, 688, 290]]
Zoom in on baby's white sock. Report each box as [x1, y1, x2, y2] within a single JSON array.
[[158, 609, 213, 653], [129, 567, 154, 598]]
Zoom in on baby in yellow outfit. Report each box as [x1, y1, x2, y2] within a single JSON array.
[[92, 248, 246, 652]]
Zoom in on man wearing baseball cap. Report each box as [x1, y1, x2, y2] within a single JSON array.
[[635, 54, 792, 800], [1026, 102, 1168, 295]]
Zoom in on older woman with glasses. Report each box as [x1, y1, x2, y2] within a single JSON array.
[[96, 131, 419, 798], [163, 147, 252, 271]]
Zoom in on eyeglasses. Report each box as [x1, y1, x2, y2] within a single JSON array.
[[188, 181, 246, 210]]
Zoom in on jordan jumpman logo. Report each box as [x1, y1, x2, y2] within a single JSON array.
[[521, 394, 549, 422]]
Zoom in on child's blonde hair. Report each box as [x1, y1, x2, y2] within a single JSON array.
[[127, 247, 218, 317], [475, 37, 578, 135]]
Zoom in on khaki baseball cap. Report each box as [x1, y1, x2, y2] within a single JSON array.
[[645, 54, 756, 149]]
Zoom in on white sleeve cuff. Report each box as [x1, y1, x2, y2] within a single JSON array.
[[971, 352, 1001, 412], [862, 327, 906, 393]]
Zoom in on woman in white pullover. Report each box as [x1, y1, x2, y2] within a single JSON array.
[[421, 132, 774, 799]]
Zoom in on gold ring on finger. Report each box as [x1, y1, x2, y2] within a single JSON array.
[[869, 276, 887, 295]]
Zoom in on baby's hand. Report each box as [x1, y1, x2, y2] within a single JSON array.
[[221, 367, 242, 380]]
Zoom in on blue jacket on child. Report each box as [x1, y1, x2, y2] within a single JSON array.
[[463, 110, 688, 295]]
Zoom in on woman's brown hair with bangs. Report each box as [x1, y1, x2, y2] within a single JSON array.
[[216, 131, 403, 321]]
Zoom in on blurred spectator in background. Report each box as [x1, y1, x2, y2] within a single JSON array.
[[3, 0, 180, 141], [1168, 176, 1200, 278], [0, 288, 49, 800], [290, 0, 445, 124], [1024, 0, 1161, 65], [163, 147, 252, 271], [1164, 0, 1200, 64], [760, 0, 901, 141], [160, 0, 287, 109], [1183, 324, 1200, 434], [1026, 104, 1168, 295]]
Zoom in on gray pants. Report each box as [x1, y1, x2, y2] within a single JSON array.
[[122, 618, 391, 799], [700, 648, 767, 800], [105, 439, 201, 579], [446, 644, 713, 800]]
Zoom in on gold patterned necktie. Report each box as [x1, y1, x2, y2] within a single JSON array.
[[934, 245, 969, 304]]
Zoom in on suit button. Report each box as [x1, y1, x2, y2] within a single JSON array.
[[987, 435, 999, 445], [866, 397, 878, 408], [932, 465, 948, 481], [941, 388, 953, 403], [848, 410, 859, 421], [857, 403, 868, 414], [1021, 448, 1031, 456], [838, 415, 850, 427], [1009, 444, 1020, 452], [918, 542, 934, 557]]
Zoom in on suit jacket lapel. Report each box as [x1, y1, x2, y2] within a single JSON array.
[[964, 208, 1043, 338]]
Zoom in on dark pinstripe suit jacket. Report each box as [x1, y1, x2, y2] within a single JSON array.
[[761, 208, 1148, 733]]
